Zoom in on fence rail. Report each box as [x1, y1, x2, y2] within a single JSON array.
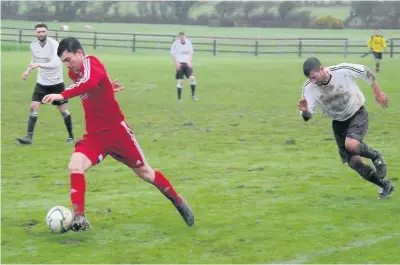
[[2, 27, 399, 58]]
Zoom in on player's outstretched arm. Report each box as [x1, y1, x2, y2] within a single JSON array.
[[42, 94, 64, 104], [299, 86, 316, 121], [344, 63, 389, 108], [371, 81, 389, 108]]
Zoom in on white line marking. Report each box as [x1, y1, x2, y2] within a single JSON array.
[[276, 233, 400, 264]]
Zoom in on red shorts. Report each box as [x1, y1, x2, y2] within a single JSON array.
[[74, 121, 147, 168]]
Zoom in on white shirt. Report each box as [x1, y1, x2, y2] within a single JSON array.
[[30, 37, 63, 86], [301, 63, 375, 121], [170, 38, 193, 63]]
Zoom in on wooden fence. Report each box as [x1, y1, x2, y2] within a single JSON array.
[[2, 27, 400, 58]]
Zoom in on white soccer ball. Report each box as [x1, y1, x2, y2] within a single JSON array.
[[46, 206, 73, 233]]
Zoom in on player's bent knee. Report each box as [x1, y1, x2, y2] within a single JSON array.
[[57, 104, 68, 113], [133, 165, 155, 183], [30, 102, 40, 112], [345, 138, 360, 153], [68, 152, 93, 174]]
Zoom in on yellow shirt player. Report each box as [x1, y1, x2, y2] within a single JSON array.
[[367, 30, 387, 73]]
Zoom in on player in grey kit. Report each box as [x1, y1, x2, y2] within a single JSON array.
[[298, 57, 394, 199], [18, 23, 74, 145]]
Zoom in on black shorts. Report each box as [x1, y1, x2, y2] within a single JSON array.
[[332, 106, 369, 163], [32, 82, 68, 106], [175, 63, 194, 80], [373, 52, 382, 60]]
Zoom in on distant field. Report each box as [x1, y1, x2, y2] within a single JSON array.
[[2, 20, 400, 41]]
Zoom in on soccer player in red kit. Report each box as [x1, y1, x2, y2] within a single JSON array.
[[42, 37, 194, 231]]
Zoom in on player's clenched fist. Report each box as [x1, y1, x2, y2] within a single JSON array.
[[298, 98, 309, 112], [42, 94, 64, 104]]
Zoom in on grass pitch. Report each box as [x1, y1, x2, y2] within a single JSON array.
[[1, 46, 400, 263]]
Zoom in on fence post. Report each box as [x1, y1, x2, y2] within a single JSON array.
[[18, 30, 22, 44], [213, 38, 217, 56], [298, 39, 302, 57], [93, 32, 97, 49], [55, 31, 58, 41], [255, 40, 259, 57], [132, 34, 136, 52], [390, 39, 394, 58], [344, 39, 348, 58]]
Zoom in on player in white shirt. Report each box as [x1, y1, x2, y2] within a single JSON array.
[[18, 23, 75, 145], [298, 57, 394, 199], [170, 32, 197, 102]]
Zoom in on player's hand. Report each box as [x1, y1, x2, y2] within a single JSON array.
[[111, 80, 124, 93], [29, 63, 41, 70], [21, 70, 30, 80], [175, 62, 181, 70], [298, 98, 309, 112], [375, 92, 389, 108], [42, 94, 64, 104], [187, 61, 192, 68]]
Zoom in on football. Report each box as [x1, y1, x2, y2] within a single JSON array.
[[46, 206, 73, 233]]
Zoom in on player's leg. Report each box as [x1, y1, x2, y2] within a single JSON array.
[[344, 107, 386, 178], [51, 83, 75, 143], [373, 52, 381, 72], [343, 107, 393, 198], [110, 121, 194, 226], [55, 103, 75, 143], [17, 84, 45, 144], [175, 68, 184, 102], [333, 120, 387, 197], [377, 52, 382, 72], [133, 165, 194, 226], [186, 66, 198, 101], [68, 135, 107, 231]]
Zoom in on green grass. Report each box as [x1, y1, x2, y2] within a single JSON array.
[[1, 47, 400, 263]]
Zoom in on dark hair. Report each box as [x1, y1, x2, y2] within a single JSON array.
[[34, 23, 48, 30], [303, 57, 322, 77], [57, 37, 84, 57], [179, 32, 185, 36]]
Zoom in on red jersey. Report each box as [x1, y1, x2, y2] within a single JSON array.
[[61, 55, 125, 133]]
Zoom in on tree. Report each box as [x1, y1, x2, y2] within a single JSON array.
[[347, 1, 399, 28], [50, 1, 88, 21], [242, 2, 261, 19], [277, 1, 298, 20], [214, 1, 242, 18], [260, 1, 275, 16], [1, 1, 20, 16], [166, 1, 200, 23]]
